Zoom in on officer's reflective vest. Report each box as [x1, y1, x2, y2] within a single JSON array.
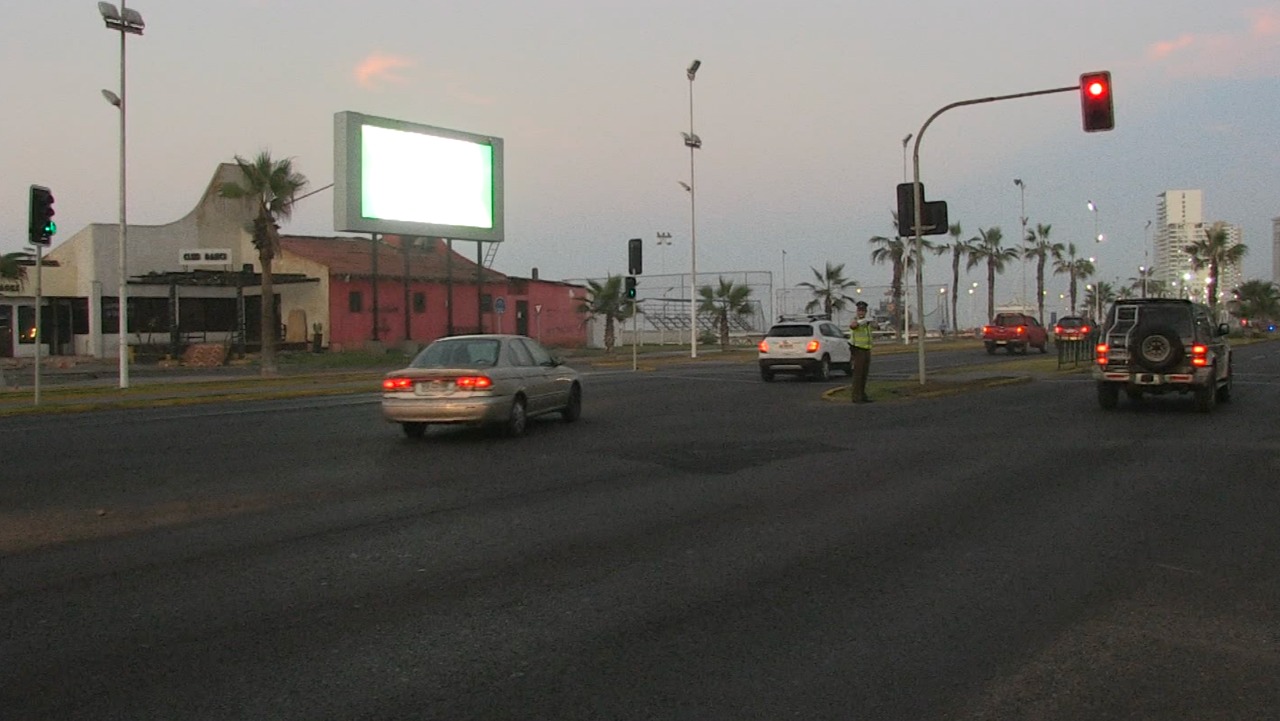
[[848, 320, 873, 349]]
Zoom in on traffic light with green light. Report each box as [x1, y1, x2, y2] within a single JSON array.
[[625, 276, 637, 300], [1080, 71, 1114, 132], [29, 185, 56, 246]]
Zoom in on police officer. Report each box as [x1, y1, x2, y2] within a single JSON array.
[[847, 300, 873, 403]]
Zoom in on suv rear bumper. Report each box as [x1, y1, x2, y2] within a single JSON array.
[[759, 357, 823, 372], [1093, 366, 1214, 388]]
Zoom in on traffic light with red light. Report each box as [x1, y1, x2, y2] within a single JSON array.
[[29, 185, 56, 246], [1080, 71, 1114, 132]]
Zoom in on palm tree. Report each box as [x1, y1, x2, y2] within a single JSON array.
[[1022, 223, 1063, 325], [945, 223, 977, 336], [698, 277, 755, 349], [218, 151, 309, 376], [966, 227, 1019, 321], [1052, 242, 1095, 316], [870, 213, 934, 336], [1184, 222, 1248, 319], [796, 262, 858, 316], [1, 251, 32, 281], [1229, 279, 1280, 330], [1083, 281, 1118, 321], [577, 275, 635, 353]]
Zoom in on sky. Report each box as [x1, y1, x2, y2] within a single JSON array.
[[4, 0, 1279, 325]]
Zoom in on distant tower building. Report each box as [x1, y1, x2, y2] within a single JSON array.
[[1153, 190, 1205, 295], [1273, 217, 1280, 284], [1214, 223, 1244, 302]]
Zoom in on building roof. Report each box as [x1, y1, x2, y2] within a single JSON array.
[[280, 235, 508, 283]]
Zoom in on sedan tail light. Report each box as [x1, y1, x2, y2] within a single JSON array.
[[806, 339, 820, 353], [758, 339, 769, 352], [382, 377, 414, 391], [1054, 325, 1063, 335], [455, 376, 494, 389]]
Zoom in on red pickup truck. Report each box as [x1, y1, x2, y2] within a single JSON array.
[[982, 312, 1048, 354]]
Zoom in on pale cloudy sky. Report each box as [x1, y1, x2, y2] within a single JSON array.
[[4, 1, 1278, 313]]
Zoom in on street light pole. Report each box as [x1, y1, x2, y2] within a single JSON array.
[[1087, 200, 1102, 243], [1015, 179, 1027, 307], [656, 231, 672, 274], [99, 2, 144, 390], [684, 59, 701, 358]]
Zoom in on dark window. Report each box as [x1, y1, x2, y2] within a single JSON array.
[[178, 297, 238, 332], [132, 297, 169, 334], [69, 297, 88, 335], [349, 291, 363, 313], [17, 306, 35, 344], [480, 294, 493, 312], [413, 292, 426, 313]]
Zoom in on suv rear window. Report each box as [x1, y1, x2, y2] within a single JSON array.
[[1133, 306, 1193, 336], [765, 324, 816, 338]]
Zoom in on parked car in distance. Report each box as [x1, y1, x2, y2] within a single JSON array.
[[381, 334, 582, 438], [1093, 298, 1232, 412], [1053, 315, 1095, 342], [757, 315, 852, 381], [981, 312, 1048, 354]]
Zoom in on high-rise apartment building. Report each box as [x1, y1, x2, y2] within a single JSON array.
[[1273, 217, 1280, 284], [1153, 190, 1244, 302]]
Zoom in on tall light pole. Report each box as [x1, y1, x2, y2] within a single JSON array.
[[683, 59, 702, 358], [99, 2, 144, 389], [1143, 219, 1152, 293], [1087, 200, 1103, 243], [901, 134, 912, 182], [1014, 179, 1027, 307], [656, 231, 672, 273]]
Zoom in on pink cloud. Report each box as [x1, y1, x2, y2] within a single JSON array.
[[1145, 8, 1280, 78], [354, 54, 414, 89]]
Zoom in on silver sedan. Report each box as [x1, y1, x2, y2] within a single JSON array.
[[381, 334, 582, 438]]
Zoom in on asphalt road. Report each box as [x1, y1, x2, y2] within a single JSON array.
[[2, 343, 1278, 720]]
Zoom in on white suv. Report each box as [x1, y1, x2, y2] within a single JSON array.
[[757, 316, 852, 382]]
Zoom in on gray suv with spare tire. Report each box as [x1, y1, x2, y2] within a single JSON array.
[[1093, 298, 1232, 412]]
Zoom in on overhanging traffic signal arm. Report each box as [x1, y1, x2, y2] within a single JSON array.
[[1080, 71, 1114, 132], [627, 238, 643, 275], [29, 185, 56, 246]]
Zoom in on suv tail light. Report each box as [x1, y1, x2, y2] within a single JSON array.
[[1095, 343, 1109, 366], [758, 339, 769, 352], [1191, 344, 1208, 367], [806, 339, 820, 353]]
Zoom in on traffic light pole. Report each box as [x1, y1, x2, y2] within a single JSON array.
[[909, 83, 1077, 385]]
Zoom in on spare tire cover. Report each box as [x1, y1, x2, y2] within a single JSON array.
[[1131, 324, 1183, 372]]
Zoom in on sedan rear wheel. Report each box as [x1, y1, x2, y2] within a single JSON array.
[[505, 396, 529, 437], [811, 356, 831, 382]]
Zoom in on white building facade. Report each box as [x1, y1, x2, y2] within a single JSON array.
[[1153, 189, 1244, 304]]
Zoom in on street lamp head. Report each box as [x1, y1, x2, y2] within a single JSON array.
[[677, 181, 691, 192], [99, 2, 144, 34], [681, 131, 702, 149], [686, 59, 701, 80], [101, 88, 121, 107], [902, 133, 913, 147], [1014, 178, 1023, 187], [1087, 200, 1097, 212]]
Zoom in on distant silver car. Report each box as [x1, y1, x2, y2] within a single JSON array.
[[381, 334, 582, 438]]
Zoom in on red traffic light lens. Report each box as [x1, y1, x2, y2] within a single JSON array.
[[1086, 80, 1107, 97]]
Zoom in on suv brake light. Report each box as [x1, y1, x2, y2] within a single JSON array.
[[1191, 344, 1208, 367], [758, 339, 769, 352], [806, 339, 820, 353], [1095, 343, 1109, 366]]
